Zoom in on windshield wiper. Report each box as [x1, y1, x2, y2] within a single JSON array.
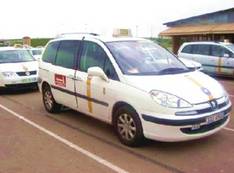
[[158, 67, 188, 75]]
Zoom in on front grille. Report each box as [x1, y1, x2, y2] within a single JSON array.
[[17, 71, 37, 76], [180, 116, 228, 134], [176, 98, 229, 116]]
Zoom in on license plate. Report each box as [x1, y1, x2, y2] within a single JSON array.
[[206, 113, 225, 124], [21, 77, 37, 83]]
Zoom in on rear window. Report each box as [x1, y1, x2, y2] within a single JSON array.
[[42, 41, 59, 63], [181, 45, 192, 53]]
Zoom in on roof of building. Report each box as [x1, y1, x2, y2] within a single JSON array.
[[164, 8, 234, 27], [160, 23, 234, 36]]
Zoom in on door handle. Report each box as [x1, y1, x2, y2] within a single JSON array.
[[75, 76, 84, 81]]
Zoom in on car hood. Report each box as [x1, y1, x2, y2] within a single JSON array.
[[179, 57, 201, 68], [124, 71, 225, 104], [0, 61, 38, 72]]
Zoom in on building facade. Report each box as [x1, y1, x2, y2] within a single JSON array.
[[160, 8, 234, 54]]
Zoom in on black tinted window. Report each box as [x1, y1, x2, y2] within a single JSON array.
[[42, 41, 59, 63], [211, 45, 233, 57], [80, 41, 118, 80], [181, 45, 192, 53], [55, 40, 79, 69], [192, 44, 210, 55]]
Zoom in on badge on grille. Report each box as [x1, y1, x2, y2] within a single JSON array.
[[210, 100, 218, 110], [25, 71, 30, 76]]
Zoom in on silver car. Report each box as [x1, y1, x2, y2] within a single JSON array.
[[178, 42, 234, 77]]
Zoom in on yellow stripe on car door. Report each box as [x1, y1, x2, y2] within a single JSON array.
[[216, 57, 222, 74], [86, 77, 93, 113]]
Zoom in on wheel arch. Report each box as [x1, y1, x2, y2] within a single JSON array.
[[41, 81, 50, 91], [111, 101, 138, 125]]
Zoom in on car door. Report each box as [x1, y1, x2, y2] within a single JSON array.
[[219, 46, 234, 76], [50, 40, 80, 109], [74, 40, 119, 122], [190, 44, 213, 73], [209, 45, 234, 75]]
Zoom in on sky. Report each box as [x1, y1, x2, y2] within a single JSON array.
[[0, 0, 234, 39]]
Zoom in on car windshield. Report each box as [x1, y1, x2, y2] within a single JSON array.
[[0, 50, 35, 63], [107, 40, 189, 75], [226, 44, 234, 52]]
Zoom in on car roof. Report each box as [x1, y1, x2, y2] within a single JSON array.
[[182, 41, 234, 46], [52, 33, 146, 43]]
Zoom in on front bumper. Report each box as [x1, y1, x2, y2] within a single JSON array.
[[141, 103, 231, 142], [1, 75, 38, 89]]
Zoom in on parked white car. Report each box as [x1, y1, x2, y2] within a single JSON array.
[[178, 42, 234, 77], [38, 34, 231, 146], [0, 47, 38, 90]]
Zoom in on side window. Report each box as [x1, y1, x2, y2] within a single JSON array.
[[198, 45, 210, 55], [42, 41, 59, 63], [192, 44, 209, 55], [181, 45, 192, 54], [79, 41, 118, 80], [55, 40, 79, 69], [210, 45, 232, 57]]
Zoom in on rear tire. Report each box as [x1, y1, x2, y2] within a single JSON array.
[[113, 105, 144, 147], [42, 84, 61, 113]]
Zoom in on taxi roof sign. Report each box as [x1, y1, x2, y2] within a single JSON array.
[[112, 29, 132, 37]]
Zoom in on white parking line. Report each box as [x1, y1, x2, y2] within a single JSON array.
[[224, 127, 234, 132], [229, 94, 234, 98], [0, 104, 128, 173]]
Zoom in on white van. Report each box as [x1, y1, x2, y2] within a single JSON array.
[[38, 34, 231, 146], [178, 42, 234, 77]]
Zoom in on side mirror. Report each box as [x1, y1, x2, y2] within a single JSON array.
[[223, 53, 230, 58], [88, 67, 109, 82]]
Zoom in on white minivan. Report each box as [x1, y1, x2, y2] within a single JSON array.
[[38, 34, 231, 146], [178, 42, 234, 77]]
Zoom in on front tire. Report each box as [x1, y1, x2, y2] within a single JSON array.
[[113, 106, 144, 147], [42, 84, 61, 113]]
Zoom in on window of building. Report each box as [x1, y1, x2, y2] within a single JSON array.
[[55, 40, 80, 69]]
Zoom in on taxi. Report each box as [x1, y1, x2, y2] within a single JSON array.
[[38, 33, 232, 146], [0, 47, 38, 90], [178, 41, 234, 77]]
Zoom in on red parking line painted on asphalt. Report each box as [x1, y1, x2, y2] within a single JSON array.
[[0, 104, 129, 173]]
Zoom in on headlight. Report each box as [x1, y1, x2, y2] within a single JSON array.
[[150, 90, 192, 108], [2, 72, 16, 77]]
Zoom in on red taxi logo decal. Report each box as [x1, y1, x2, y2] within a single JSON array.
[[55, 74, 66, 87]]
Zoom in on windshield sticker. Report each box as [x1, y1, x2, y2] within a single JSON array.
[[55, 74, 66, 87]]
